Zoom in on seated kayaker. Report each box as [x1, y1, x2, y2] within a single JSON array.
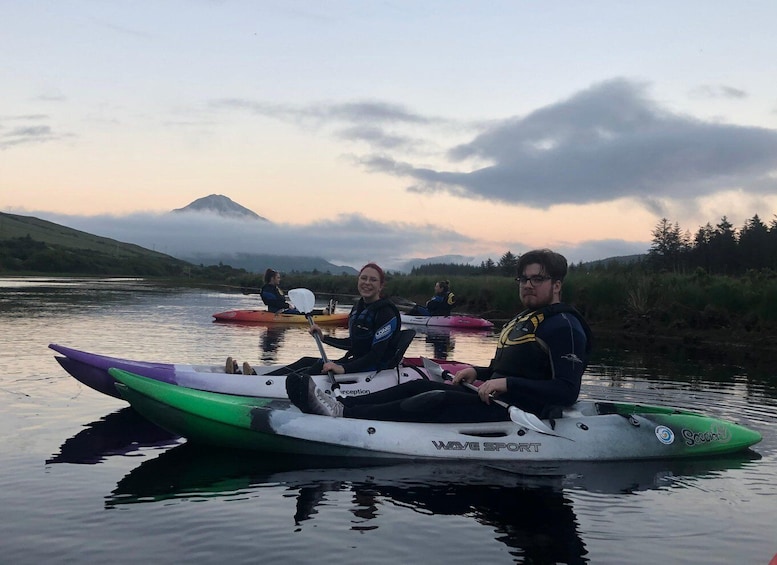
[[287, 249, 592, 422], [406, 280, 456, 316], [261, 269, 300, 314], [266, 263, 403, 376]]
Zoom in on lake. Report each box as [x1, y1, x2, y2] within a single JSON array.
[[1, 277, 775, 564]]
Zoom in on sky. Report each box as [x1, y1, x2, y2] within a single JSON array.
[[3, 1, 777, 271]]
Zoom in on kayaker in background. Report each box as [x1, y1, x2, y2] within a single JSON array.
[[406, 280, 456, 316], [286, 249, 592, 422], [260, 269, 300, 314], [236, 263, 402, 377]]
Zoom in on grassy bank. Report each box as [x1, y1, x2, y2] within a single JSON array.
[[265, 270, 777, 355]]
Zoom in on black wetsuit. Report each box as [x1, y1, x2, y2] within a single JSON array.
[[342, 303, 592, 422], [260, 283, 289, 313]]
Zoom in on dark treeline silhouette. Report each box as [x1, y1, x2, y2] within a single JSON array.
[[411, 251, 521, 277], [647, 214, 777, 275], [414, 214, 777, 279]]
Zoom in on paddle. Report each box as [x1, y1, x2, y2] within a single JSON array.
[[288, 288, 342, 398], [420, 357, 560, 436]]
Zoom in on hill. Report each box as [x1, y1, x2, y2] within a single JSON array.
[[168, 194, 357, 274], [0, 211, 357, 277], [172, 194, 269, 221], [0, 212, 192, 275]]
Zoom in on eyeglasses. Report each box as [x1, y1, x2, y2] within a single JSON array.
[[515, 275, 552, 286]]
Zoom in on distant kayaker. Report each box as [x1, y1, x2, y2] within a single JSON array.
[[260, 269, 300, 314], [406, 280, 456, 317], [286, 249, 592, 422], [260, 262, 402, 377]]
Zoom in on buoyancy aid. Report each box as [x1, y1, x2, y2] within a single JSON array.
[[489, 303, 592, 381], [345, 297, 402, 368]]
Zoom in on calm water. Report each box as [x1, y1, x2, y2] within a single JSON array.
[[2, 277, 776, 564]]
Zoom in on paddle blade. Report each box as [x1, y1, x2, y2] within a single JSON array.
[[421, 357, 445, 382], [288, 288, 316, 315], [508, 407, 563, 437], [421, 356, 458, 383]]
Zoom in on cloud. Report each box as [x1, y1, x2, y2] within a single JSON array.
[[210, 98, 438, 126], [689, 85, 748, 99], [34, 210, 645, 271], [0, 114, 69, 149], [371, 79, 777, 208], [209, 79, 777, 213], [37, 211, 477, 271], [0, 123, 59, 149]]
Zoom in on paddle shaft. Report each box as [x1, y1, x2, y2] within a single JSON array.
[[420, 357, 557, 435], [304, 314, 342, 398], [288, 288, 342, 397]]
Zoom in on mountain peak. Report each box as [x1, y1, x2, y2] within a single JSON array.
[[172, 194, 269, 221]]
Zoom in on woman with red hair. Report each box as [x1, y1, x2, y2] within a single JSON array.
[[265, 262, 402, 376]]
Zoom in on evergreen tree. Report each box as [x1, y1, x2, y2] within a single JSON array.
[[738, 214, 770, 270], [709, 216, 737, 274], [498, 251, 519, 276], [648, 218, 684, 271]]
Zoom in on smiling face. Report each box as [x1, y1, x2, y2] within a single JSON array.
[[518, 262, 561, 309], [357, 266, 384, 303]]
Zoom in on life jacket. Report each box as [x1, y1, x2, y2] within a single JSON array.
[[260, 283, 288, 313], [490, 303, 592, 380], [426, 292, 455, 316], [346, 297, 402, 366]]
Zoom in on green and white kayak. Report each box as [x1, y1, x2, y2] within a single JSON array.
[[111, 368, 762, 462]]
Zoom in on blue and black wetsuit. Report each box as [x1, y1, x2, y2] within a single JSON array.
[[269, 297, 401, 375], [342, 303, 592, 422], [425, 292, 455, 316], [322, 297, 401, 373], [408, 291, 455, 316]]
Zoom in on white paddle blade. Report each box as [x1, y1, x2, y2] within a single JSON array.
[[508, 407, 559, 436], [288, 288, 316, 315], [421, 356, 446, 382]]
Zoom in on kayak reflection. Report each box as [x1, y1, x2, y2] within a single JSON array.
[[46, 407, 180, 465], [259, 325, 291, 363], [422, 326, 456, 359], [107, 442, 760, 562], [407, 324, 494, 360]]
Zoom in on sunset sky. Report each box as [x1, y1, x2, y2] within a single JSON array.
[[3, 1, 777, 270]]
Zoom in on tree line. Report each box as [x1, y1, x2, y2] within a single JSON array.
[[647, 214, 777, 275], [410, 251, 522, 277]]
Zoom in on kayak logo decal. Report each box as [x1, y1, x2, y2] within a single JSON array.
[[432, 440, 541, 453], [681, 424, 731, 446], [655, 425, 675, 445], [339, 388, 372, 396]]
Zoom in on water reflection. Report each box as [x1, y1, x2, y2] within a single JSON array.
[[108, 443, 590, 562], [100, 431, 759, 564], [405, 325, 494, 360], [592, 335, 777, 386], [46, 407, 180, 465], [422, 327, 456, 359], [259, 325, 291, 362]]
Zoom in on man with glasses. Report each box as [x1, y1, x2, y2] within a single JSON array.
[[286, 249, 592, 422]]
